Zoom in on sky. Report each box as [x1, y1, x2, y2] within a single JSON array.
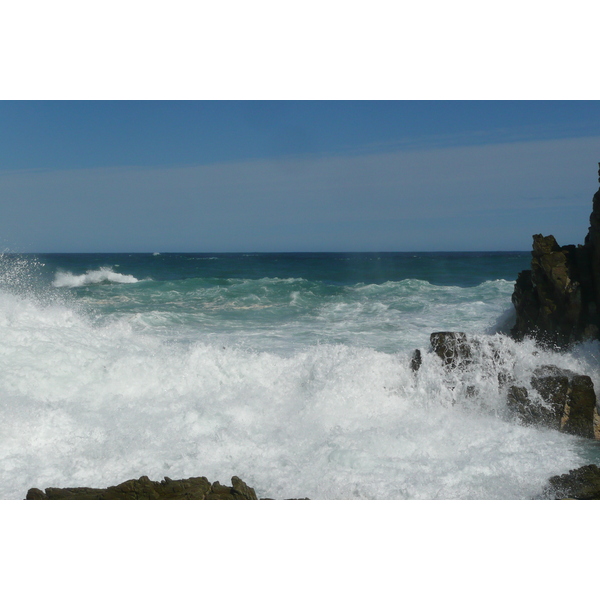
[[1, 100, 600, 253]]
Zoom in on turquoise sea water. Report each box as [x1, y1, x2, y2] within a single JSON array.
[[1, 251, 599, 499], [37, 252, 531, 352]]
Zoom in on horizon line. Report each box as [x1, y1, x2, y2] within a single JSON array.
[[4, 249, 533, 255]]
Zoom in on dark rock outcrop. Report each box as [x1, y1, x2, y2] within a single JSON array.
[[426, 332, 599, 440], [410, 348, 422, 372], [26, 475, 258, 500], [511, 164, 600, 347], [430, 332, 475, 368], [543, 464, 600, 499], [507, 365, 599, 439]]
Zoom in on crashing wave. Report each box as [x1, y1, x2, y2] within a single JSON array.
[[52, 267, 140, 288]]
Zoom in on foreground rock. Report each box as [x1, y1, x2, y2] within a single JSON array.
[[26, 475, 258, 500], [543, 464, 600, 499], [430, 332, 476, 368], [511, 164, 600, 347], [507, 365, 599, 439], [429, 331, 511, 381], [423, 333, 600, 440]]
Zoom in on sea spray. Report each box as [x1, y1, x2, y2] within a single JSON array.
[[1, 252, 598, 499]]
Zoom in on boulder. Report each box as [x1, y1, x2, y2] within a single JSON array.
[[430, 332, 474, 368], [26, 475, 258, 500], [507, 384, 561, 429], [506, 365, 598, 439]]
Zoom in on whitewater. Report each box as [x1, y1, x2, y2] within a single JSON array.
[[2, 251, 600, 500]]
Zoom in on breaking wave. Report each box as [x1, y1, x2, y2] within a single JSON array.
[[2, 252, 599, 500], [52, 267, 141, 288]]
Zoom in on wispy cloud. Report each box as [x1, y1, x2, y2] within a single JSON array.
[[1, 136, 599, 252]]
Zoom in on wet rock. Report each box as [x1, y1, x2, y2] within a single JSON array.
[[511, 164, 600, 347], [25, 475, 257, 500], [563, 374, 598, 438], [430, 332, 474, 368], [507, 385, 545, 426], [511, 236, 586, 347], [543, 464, 600, 499], [507, 379, 566, 431], [231, 475, 257, 499], [506, 365, 598, 439], [25, 488, 47, 500], [410, 349, 422, 372], [497, 370, 515, 388]]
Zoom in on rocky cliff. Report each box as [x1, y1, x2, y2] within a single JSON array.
[[511, 164, 600, 347]]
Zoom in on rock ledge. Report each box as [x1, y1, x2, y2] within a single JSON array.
[[26, 475, 258, 500]]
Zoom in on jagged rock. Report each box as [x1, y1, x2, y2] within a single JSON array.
[[428, 332, 598, 439], [430, 332, 474, 368], [506, 365, 598, 439], [543, 464, 600, 499], [230, 475, 256, 499], [511, 164, 600, 347], [25, 475, 258, 500], [511, 236, 587, 346], [429, 332, 516, 400]]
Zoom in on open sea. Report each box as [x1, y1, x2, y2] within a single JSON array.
[[2, 251, 600, 500]]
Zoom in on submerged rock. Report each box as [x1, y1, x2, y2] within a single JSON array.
[[26, 475, 258, 500]]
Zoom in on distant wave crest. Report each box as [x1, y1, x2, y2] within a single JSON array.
[[52, 267, 140, 288]]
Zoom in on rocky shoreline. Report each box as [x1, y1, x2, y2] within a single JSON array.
[[410, 331, 600, 499], [25, 475, 312, 500], [416, 332, 600, 440], [27, 475, 260, 500], [24, 166, 600, 500], [507, 163, 600, 496], [411, 163, 600, 499]]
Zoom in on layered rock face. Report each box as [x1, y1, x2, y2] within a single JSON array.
[[511, 166, 600, 347]]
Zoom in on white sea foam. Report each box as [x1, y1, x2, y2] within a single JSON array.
[[52, 267, 140, 287], [0, 282, 597, 500]]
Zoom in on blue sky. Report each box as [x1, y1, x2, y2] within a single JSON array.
[[1, 101, 600, 252]]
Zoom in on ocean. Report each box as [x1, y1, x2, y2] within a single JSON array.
[[2, 251, 600, 500]]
